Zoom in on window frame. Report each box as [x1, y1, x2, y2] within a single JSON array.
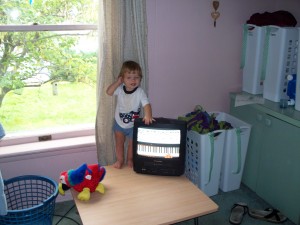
[[0, 24, 98, 147], [0, 25, 98, 32]]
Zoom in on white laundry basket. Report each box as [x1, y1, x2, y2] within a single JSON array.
[[185, 129, 226, 196], [213, 112, 251, 192]]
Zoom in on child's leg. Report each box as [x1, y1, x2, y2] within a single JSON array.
[[126, 138, 133, 168], [113, 131, 125, 169]]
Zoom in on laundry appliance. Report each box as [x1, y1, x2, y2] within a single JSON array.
[[263, 26, 299, 103], [241, 24, 266, 95]]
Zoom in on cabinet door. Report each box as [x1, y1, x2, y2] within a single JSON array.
[[256, 114, 300, 224], [230, 102, 264, 191]]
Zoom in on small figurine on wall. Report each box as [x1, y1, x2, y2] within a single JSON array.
[[211, 1, 220, 27], [59, 163, 106, 201]]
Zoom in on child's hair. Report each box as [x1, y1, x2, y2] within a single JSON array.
[[119, 61, 142, 78]]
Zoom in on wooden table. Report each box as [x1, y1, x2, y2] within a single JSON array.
[[72, 166, 218, 225]]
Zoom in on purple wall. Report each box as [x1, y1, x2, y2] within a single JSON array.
[[147, 0, 300, 118]]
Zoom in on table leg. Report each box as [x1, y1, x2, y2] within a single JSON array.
[[194, 217, 198, 225]]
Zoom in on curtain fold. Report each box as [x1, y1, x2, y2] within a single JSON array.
[[95, 0, 148, 166]]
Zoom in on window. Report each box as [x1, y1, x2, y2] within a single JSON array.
[[0, 0, 99, 144]]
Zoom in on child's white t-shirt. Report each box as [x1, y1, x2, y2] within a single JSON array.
[[113, 85, 149, 129]]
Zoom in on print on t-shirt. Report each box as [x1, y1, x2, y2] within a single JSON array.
[[119, 108, 140, 124]]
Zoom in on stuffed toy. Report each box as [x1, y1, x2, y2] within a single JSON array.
[[59, 163, 106, 201]]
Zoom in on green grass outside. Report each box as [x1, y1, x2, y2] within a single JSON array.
[[0, 82, 96, 133]]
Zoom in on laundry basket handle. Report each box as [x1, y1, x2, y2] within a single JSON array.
[[205, 130, 222, 185], [232, 128, 242, 174], [240, 24, 249, 69]]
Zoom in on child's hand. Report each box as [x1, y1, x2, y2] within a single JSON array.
[[143, 116, 155, 125], [106, 75, 124, 96], [142, 104, 154, 125], [117, 76, 123, 85]]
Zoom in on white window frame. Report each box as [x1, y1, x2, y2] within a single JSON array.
[[0, 25, 98, 32], [0, 24, 98, 148]]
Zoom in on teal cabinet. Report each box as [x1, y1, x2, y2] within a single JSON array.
[[230, 93, 300, 225], [256, 114, 300, 224]]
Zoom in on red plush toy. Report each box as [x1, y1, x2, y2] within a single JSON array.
[[59, 163, 106, 201]]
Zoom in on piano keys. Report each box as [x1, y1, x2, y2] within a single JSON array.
[[137, 143, 180, 158]]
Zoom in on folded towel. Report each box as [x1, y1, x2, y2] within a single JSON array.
[[0, 170, 8, 216], [0, 123, 5, 140]]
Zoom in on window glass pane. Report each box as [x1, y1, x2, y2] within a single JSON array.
[[0, 0, 98, 136], [0, 30, 98, 133], [0, 0, 98, 25]]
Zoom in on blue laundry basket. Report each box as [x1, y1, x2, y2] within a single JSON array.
[[0, 175, 58, 225]]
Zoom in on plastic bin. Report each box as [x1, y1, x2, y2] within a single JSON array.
[[214, 112, 251, 192], [185, 129, 226, 196], [0, 175, 58, 225]]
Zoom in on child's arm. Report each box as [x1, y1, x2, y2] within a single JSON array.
[[143, 104, 155, 125], [106, 77, 123, 96]]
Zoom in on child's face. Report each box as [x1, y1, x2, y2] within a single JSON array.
[[123, 70, 141, 91]]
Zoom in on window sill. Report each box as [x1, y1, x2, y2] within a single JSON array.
[[0, 135, 96, 162], [1, 124, 95, 146]]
